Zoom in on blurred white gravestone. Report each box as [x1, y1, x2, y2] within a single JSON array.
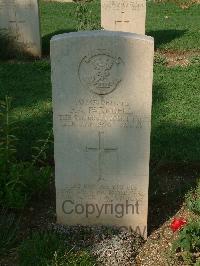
[[0, 0, 41, 57], [101, 0, 146, 34], [51, 31, 154, 239]]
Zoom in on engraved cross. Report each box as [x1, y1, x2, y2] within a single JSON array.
[[115, 11, 130, 27], [9, 7, 25, 37], [86, 131, 118, 181]]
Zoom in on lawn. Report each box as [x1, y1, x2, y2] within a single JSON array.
[[146, 2, 200, 51], [0, 0, 200, 163], [0, 61, 199, 162], [40, 0, 200, 52], [0, 0, 200, 265]]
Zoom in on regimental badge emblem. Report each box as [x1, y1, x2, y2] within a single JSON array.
[[78, 49, 124, 95]]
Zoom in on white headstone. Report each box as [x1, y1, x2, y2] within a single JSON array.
[[51, 31, 154, 239], [101, 0, 146, 34], [0, 0, 41, 57]]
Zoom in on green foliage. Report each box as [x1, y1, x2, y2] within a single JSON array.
[[154, 53, 167, 65], [73, 1, 101, 31], [0, 61, 52, 161], [0, 97, 52, 209], [39, 1, 200, 52], [194, 258, 200, 266], [38, 0, 200, 52], [1, 61, 200, 163], [187, 197, 200, 216], [19, 231, 96, 266], [190, 55, 200, 65], [172, 220, 200, 264], [32, 128, 53, 166], [52, 250, 96, 266], [152, 64, 200, 162], [0, 96, 17, 170], [186, 179, 200, 215], [146, 2, 200, 51], [1, 162, 51, 209], [0, 211, 19, 255]]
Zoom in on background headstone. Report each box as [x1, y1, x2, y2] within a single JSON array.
[[101, 0, 146, 34], [0, 0, 41, 57], [51, 31, 154, 239]]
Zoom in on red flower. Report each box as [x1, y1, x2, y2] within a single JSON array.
[[170, 218, 187, 232]]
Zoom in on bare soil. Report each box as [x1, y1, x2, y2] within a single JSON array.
[[156, 50, 200, 67]]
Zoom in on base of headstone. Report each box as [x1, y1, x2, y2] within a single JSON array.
[[0, 0, 41, 57]]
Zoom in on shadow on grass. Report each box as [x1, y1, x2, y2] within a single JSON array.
[[147, 80, 200, 232], [0, 56, 199, 237], [14, 112, 200, 236], [42, 29, 76, 56], [148, 149, 200, 235], [147, 29, 187, 49]]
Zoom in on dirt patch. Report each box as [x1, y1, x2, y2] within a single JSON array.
[[179, 0, 200, 9], [136, 207, 197, 265], [155, 50, 200, 67], [154, 0, 200, 9]]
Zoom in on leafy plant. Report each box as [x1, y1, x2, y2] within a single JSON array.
[[32, 128, 53, 166], [74, 1, 100, 31], [187, 198, 200, 215], [52, 249, 96, 266], [172, 220, 200, 264], [0, 210, 19, 255], [186, 179, 200, 215], [2, 162, 51, 209], [0, 96, 17, 186], [19, 231, 96, 266], [0, 97, 52, 209]]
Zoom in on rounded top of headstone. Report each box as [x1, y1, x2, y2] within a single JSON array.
[[50, 30, 154, 44]]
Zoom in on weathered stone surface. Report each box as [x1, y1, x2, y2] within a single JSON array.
[[51, 30, 154, 239], [101, 0, 146, 34], [0, 0, 41, 57]]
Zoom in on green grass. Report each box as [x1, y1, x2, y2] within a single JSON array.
[[0, 1, 200, 162], [0, 211, 19, 256], [0, 61, 52, 160], [39, 0, 101, 55], [152, 64, 200, 162], [1, 0, 200, 163], [0, 61, 199, 163], [146, 2, 200, 50], [39, 0, 200, 53], [0, 1, 199, 264], [186, 179, 200, 215], [1, 1, 200, 57], [19, 231, 96, 266]]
